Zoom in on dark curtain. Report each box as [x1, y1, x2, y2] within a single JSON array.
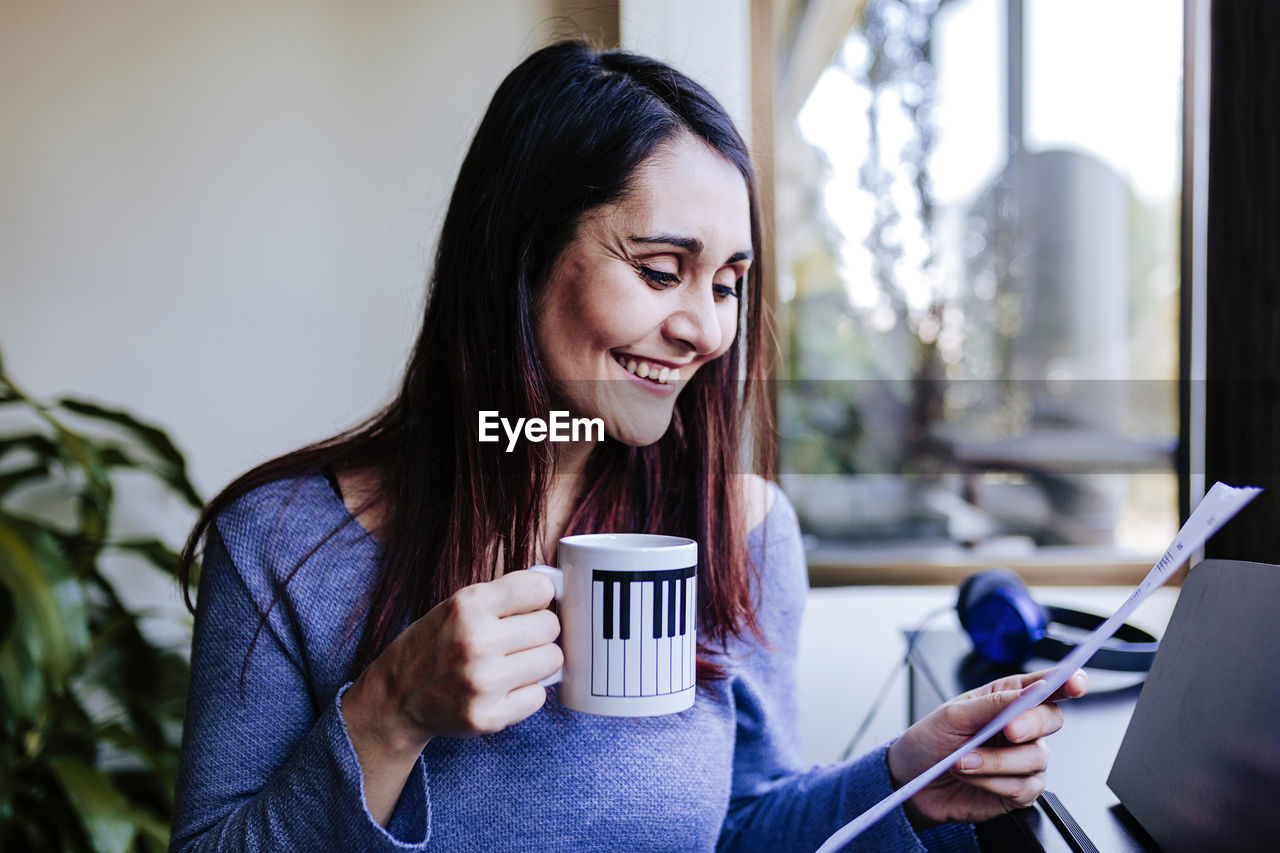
[[1203, 0, 1280, 560]]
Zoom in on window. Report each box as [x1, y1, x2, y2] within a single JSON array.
[[775, 0, 1183, 580]]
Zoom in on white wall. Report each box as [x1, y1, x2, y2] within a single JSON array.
[[1, 1, 570, 506], [620, 0, 753, 138]]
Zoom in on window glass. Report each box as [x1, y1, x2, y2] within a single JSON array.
[[778, 0, 1181, 557]]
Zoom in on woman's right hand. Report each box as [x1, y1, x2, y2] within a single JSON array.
[[340, 570, 562, 824]]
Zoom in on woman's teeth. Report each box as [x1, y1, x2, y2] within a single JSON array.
[[614, 354, 680, 385]]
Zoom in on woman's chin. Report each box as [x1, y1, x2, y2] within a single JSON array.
[[601, 408, 675, 447]]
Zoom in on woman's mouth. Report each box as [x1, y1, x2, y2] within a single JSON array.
[[612, 352, 681, 386]]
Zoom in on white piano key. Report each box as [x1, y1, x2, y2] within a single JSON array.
[[686, 576, 697, 690], [642, 580, 657, 696], [591, 580, 607, 696], [625, 581, 642, 696], [606, 585, 623, 696], [670, 628, 679, 692], [675, 581, 686, 686], [656, 634, 671, 694]]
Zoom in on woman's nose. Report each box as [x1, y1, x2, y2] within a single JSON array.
[[664, 281, 723, 355]]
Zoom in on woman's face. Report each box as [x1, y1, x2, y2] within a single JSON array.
[[535, 133, 753, 447]]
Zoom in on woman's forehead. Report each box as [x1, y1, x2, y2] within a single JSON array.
[[597, 136, 753, 253]]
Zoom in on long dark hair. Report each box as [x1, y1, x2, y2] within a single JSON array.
[[178, 40, 774, 681]]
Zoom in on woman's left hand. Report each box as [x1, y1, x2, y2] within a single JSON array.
[[886, 667, 1089, 827]]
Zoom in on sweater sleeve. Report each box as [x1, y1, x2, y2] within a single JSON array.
[[170, 517, 432, 852], [717, 486, 978, 853]]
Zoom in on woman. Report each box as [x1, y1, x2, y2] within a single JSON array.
[[171, 41, 1085, 852]]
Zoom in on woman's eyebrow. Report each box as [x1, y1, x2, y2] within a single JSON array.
[[629, 234, 753, 265]]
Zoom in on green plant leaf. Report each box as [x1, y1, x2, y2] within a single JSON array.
[[56, 400, 183, 469], [57, 399, 202, 509], [0, 514, 89, 653], [0, 645, 45, 723], [94, 723, 164, 771], [97, 444, 151, 470], [47, 757, 137, 853], [124, 807, 170, 849], [0, 461, 53, 500], [111, 538, 184, 578], [0, 433, 60, 467], [51, 424, 111, 494]]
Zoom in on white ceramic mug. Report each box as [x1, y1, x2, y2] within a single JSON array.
[[528, 533, 698, 717]]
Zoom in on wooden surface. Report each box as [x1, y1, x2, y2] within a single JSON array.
[[806, 546, 1164, 587]]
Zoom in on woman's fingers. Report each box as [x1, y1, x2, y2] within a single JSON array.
[[447, 645, 561, 734], [1001, 701, 1064, 743], [459, 634, 562, 703], [504, 683, 550, 726], [492, 607, 561, 654], [1051, 669, 1089, 700], [954, 740, 1050, 776], [900, 667, 1087, 823], [972, 667, 1088, 701], [1014, 668, 1090, 701], [384, 574, 565, 740], [941, 686, 1025, 735], [941, 679, 1064, 746], [487, 569, 557, 617], [956, 771, 1047, 809], [496, 642, 564, 690]]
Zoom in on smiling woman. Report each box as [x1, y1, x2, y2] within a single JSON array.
[[168, 39, 1081, 853]]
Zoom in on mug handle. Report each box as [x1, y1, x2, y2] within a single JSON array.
[[527, 565, 564, 686]]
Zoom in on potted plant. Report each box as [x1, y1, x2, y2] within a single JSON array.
[[1, 348, 201, 852]]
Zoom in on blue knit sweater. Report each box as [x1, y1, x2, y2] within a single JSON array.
[[170, 475, 977, 852]]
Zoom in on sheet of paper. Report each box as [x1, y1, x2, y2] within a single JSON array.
[[815, 481, 1261, 853]]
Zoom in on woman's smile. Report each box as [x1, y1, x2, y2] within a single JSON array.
[[611, 351, 682, 387]]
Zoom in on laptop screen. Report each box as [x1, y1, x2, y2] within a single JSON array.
[[1107, 559, 1280, 852]]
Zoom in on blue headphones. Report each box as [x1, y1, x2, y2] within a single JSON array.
[[956, 568, 1159, 671]]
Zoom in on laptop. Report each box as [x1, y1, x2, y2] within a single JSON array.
[[1105, 558, 1280, 852]]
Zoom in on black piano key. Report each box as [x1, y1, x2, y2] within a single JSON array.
[[653, 578, 664, 639], [666, 578, 677, 638], [602, 580, 614, 640], [619, 579, 631, 640], [679, 575, 687, 635]]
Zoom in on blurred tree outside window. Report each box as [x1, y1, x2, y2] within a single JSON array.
[[776, 0, 1181, 561]]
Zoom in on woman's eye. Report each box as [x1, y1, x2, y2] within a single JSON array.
[[638, 265, 680, 287], [713, 277, 742, 300]]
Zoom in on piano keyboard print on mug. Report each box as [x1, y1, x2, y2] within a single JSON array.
[[590, 568, 696, 697]]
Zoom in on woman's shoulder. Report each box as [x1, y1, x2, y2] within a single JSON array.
[[734, 477, 807, 654], [740, 475, 804, 593], [738, 474, 799, 541], [214, 473, 339, 545], [209, 472, 379, 591], [738, 473, 778, 535], [198, 471, 380, 698]]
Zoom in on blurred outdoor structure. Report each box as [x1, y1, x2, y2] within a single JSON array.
[[775, 0, 1181, 560]]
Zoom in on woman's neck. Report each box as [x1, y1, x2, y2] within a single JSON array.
[[540, 439, 595, 562]]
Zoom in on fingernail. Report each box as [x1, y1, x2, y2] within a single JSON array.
[[1009, 720, 1029, 741], [960, 754, 982, 771]]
